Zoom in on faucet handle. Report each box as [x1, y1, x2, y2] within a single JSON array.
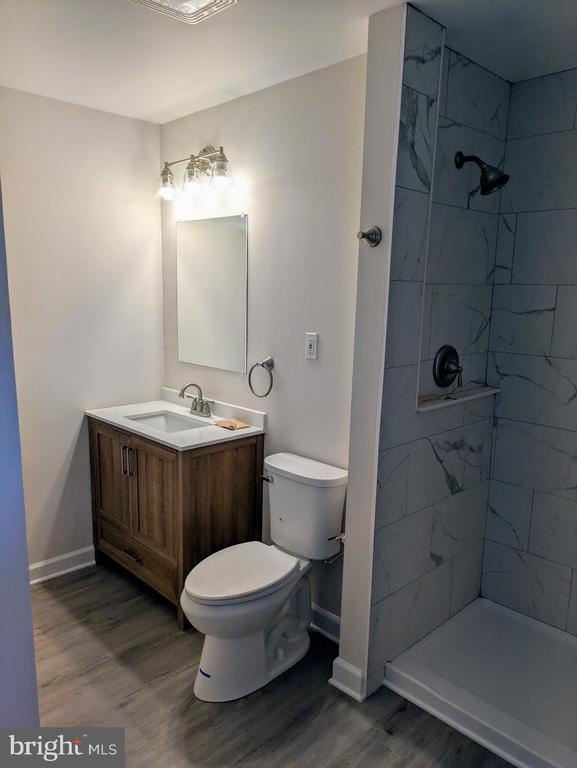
[[201, 400, 213, 417]]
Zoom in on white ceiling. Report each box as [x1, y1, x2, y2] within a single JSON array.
[[0, 0, 392, 124], [2, 1, 577, 126], [415, 0, 577, 83]]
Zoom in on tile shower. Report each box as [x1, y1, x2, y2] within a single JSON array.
[[371, 4, 577, 674]]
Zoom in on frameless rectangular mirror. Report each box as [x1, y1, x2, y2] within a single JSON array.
[[177, 214, 247, 373]]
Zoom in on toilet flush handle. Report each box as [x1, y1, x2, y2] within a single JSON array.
[[261, 474, 274, 483]]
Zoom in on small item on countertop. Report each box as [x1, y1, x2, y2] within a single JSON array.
[[216, 418, 251, 431]]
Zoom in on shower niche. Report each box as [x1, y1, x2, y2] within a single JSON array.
[[414, 52, 508, 411]]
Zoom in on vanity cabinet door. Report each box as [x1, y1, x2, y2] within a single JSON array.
[[129, 436, 178, 562], [90, 422, 132, 534]]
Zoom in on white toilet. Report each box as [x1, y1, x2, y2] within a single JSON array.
[[180, 452, 348, 702]]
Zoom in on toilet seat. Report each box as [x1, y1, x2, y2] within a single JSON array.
[[184, 541, 301, 606]]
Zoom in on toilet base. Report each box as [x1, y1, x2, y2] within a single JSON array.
[[194, 625, 311, 702]]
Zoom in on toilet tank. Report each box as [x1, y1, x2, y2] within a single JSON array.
[[264, 453, 348, 560]]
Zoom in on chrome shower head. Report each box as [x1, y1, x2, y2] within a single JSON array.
[[454, 150, 510, 195]]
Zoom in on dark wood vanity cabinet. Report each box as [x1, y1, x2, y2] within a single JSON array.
[[88, 418, 264, 628]]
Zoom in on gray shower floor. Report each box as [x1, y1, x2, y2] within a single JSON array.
[[385, 598, 577, 768]]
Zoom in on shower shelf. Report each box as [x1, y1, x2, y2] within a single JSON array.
[[416, 385, 500, 413]]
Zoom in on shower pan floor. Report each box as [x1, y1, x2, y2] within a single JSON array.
[[384, 598, 577, 768]]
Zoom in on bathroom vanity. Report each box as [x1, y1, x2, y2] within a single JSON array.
[[86, 393, 265, 628]]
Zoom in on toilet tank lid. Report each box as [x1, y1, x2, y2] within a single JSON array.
[[264, 453, 348, 488]]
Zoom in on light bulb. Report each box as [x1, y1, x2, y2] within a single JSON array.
[[212, 174, 231, 190], [158, 162, 176, 201], [158, 184, 176, 201], [183, 157, 204, 193], [211, 146, 230, 189], [183, 180, 201, 193]]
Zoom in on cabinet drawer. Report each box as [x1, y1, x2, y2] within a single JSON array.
[[97, 520, 178, 604]]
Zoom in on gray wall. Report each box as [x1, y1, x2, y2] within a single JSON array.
[[0, 184, 38, 726], [369, 6, 509, 675], [160, 58, 366, 618], [0, 87, 164, 572], [484, 68, 577, 634]]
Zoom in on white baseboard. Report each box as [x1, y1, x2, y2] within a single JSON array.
[[311, 604, 340, 644], [329, 656, 383, 702], [29, 546, 95, 585]]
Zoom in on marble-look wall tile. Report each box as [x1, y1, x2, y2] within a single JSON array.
[[372, 507, 433, 604], [369, 560, 452, 670], [508, 70, 577, 140], [466, 131, 506, 215], [407, 426, 466, 513], [379, 364, 464, 448], [438, 45, 449, 118], [503, 130, 577, 212], [489, 285, 556, 356], [463, 393, 495, 425], [529, 492, 577, 569], [427, 284, 492, 357], [427, 204, 498, 284], [375, 444, 410, 530], [390, 186, 429, 281], [405, 420, 493, 515], [403, 6, 443, 99], [445, 51, 510, 139], [568, 575, 577, 635], [486, 479, 533, 550], [385, 282, 423, 368], [451, 541, 483, 615], [396, 85, 436, 193], [513, 210, 577, 285], [494, 213, 516, 284], [482, 540, 572, 629], [431, 481, 488, 566], [552, 286, 577, 359], [462, 419, 492, 487], [433, 118, 473, 207], [493, 419, 577, 502], [489, 352, 577, 431]]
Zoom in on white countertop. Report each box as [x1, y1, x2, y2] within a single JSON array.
[[85, 389, 266, 451]]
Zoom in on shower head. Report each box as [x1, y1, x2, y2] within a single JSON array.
[[454, 150, 510, 196]]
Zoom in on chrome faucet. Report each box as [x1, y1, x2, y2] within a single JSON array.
[[178, 382, 212, 418]]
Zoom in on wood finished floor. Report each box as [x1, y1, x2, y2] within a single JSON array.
[[32, 563, 511, 768]]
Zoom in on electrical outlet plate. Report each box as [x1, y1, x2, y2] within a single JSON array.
[[305, 332, 318, 360]]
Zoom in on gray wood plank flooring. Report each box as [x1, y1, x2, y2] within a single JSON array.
[[32, 563, 511, 767]]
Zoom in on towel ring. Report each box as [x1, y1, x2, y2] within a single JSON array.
[[248, 356, 275, 398]]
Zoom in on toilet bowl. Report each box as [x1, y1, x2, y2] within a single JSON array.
[[180, 452, 348, 702]]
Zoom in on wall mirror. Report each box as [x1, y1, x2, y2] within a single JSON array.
[[177, 214, 247, 373]]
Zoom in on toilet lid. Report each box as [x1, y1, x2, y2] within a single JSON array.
[[184, 542, 300, 605]]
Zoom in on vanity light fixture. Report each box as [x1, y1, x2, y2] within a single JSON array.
[[157, 145, 231, 201], [129, 0, 238, 25], [158, 162, 176, 201]]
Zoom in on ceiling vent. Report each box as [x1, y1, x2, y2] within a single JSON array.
[[129, 0, 237, 25]]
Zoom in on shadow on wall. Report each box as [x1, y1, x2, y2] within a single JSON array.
[[0, 181, 39, 726]]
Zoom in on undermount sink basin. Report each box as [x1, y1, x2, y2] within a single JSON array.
[[127, 410, 207, 434]]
